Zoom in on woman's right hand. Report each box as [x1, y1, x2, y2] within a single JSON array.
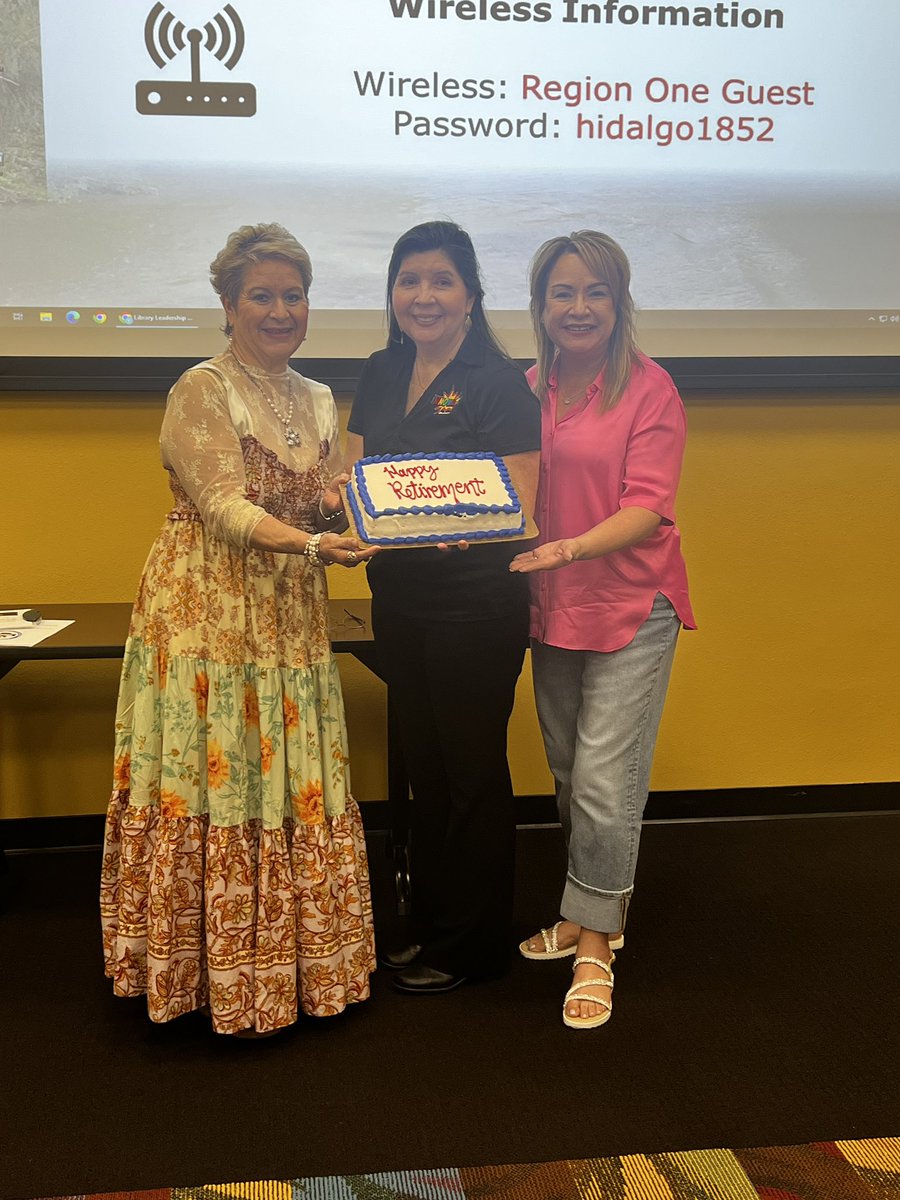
[[509, 539, 580, 572], [317, 533, 379, 568]]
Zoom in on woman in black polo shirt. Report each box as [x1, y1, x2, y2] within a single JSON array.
[[347, 221, 540, 993]]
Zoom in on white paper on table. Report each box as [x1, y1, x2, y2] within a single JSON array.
[[0, 619, 74, 648]]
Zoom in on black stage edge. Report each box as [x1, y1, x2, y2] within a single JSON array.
[[1, 782, 897, 853]]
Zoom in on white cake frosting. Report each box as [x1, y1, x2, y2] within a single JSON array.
[[346, 452, 525, 546]]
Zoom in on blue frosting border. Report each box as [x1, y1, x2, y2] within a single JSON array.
[[347, 451, 525, 546]]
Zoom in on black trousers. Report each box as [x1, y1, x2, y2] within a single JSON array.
[[372, 595, 528, 977]]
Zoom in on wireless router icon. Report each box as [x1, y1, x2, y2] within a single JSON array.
[[135, 2, 256, 117]]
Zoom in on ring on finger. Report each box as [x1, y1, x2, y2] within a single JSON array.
[[346, 550, 358, 566]]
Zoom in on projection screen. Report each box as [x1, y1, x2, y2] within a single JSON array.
[[1, 0, 898, 390]]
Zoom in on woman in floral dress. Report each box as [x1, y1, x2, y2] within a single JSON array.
[[101, 224, 378, 1036]]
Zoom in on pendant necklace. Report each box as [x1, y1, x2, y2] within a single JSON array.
[[407, 358, 435, 415], [409, 329, 466, 410], [411, 358, 432, 399], [232, 349, 302, 446], [558, 360, 606, 407]]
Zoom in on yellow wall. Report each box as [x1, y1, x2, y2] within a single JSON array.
[[1, 387, 898, 819]]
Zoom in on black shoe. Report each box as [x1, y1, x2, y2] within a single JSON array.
[[378, 943, 423, 970], [393, 964, 468, 994]]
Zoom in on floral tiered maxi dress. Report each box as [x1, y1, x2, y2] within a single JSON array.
[[100, 350, 375, 1034]]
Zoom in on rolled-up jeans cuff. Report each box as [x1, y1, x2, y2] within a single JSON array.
[[561, 878, 631, 935]]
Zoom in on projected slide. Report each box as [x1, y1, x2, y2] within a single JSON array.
[[0, 0, 898, 361]]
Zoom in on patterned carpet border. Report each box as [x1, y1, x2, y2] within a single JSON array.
[[30, 1137, 900, 1200]]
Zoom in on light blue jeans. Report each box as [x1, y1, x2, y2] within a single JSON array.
[[531, 593, 681, 934]]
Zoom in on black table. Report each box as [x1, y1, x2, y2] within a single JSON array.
[[1, 599, 376, 674], [0, 600, 410, 909]]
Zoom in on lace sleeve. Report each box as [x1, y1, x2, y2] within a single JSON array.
[[321, 387, 345, 481], [160, 367, 268, 548], [302, 374, 345, 480]]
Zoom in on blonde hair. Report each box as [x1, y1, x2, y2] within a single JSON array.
[[529, 230, 640, 410], [210, 223, 312, 335]]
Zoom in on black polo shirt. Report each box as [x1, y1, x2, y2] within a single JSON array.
[[349, 333, 541, 620]]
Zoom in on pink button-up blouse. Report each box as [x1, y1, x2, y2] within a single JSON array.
[[527, 354, 696, 652]]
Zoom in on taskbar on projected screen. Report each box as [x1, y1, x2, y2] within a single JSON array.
[[632, 308, 900, 359], [0, 306, 219, 353], [1, 306, 899, 359]]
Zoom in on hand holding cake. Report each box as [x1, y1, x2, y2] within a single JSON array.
[[312, 530, 379, 568]]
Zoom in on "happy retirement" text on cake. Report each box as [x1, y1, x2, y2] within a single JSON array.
[[346, 452, 526, 546]]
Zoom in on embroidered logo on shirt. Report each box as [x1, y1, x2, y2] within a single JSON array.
[[433, 388, 462, 416]]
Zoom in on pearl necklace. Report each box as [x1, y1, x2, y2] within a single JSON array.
[[231, 350, 302, 446]]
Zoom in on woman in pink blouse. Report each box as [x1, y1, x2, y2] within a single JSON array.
[[510, 230, 696, 1030]]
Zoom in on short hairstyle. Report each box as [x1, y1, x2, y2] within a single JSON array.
[[385, 220, 509, 359], [210, 223, 313, 336], [529, 230, 640, 410]]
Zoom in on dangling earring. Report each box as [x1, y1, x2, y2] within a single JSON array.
[[465, 312, 472, 331]]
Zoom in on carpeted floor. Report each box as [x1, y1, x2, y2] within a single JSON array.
[[21, 1137, 900, 1198], [2, 815, 899, 1199]]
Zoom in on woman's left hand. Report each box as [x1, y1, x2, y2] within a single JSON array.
[[509, 539, 580, 573], [319, 533, 379, 568], [321, 472, 350, 519]]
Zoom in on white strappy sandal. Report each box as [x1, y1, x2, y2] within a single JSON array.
[[519, 920, 624, 960], [562, 955, 614, 1029]]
